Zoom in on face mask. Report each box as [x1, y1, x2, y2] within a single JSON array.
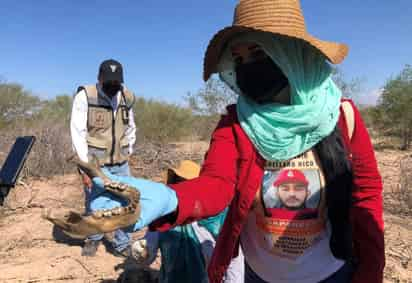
[[235, 57, 289, 104], [102, 83, 122, 97]]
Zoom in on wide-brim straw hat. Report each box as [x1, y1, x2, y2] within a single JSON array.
[[166, 160, 201, 183], [203, 0, 349, 81]]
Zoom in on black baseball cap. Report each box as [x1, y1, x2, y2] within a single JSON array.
[[98, 59, 124, 84]]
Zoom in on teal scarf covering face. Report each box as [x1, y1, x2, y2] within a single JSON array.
[[218, 33, 342, 161]]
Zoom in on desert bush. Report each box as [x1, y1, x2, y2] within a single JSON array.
[[185, 78, 237, 140], [398, 155, 412, 214], [373, 65, 412, 150], [359, 106, 378, 131], [27, 124, 74, 177], [186, 78, 237, 116], [190, 114, 220, 141], [0, 82, 74, 178], [133, 97, 195, 143], [0, 121, 74, 178], [34, 95, 72, 123], [332, 68, 364, 102], [0, 81, 41, 129]]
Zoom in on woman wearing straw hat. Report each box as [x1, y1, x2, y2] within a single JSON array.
[[131, 160, 244, 283], [88, 0, 384, 282]]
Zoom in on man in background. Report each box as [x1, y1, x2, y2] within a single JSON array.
[[70, 59, 136, 257]]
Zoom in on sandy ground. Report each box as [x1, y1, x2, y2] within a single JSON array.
[[0, 174, 160, 283], [0, 146, 411, 283]]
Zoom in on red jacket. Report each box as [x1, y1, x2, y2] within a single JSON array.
[[153, 100, 384, 283]]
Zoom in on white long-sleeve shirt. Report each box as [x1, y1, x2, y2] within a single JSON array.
[[70, 85, 137, 163]]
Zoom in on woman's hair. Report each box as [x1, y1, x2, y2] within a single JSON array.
[[315, 127, 354, 260]]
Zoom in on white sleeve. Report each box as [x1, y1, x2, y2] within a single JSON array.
[[70, 90, 89, 163], [126, 107, 137, 154]]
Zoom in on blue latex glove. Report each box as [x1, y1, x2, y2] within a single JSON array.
[[92, 170, 178, 231]]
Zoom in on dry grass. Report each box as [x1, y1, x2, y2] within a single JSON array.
[[0, 122, 75, 179], [399, 155, 412, 213]]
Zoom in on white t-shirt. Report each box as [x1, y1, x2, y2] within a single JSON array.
[[240, 150, 344, 283]]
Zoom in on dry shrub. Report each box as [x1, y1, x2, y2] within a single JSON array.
[[190, 114, 219, 141], [0, 110, 210, 181], [27, 124, 75, 177], [0, 121, 75, 179], [133, 98, 196, 143], [398, 155, 412, 214], [129, 141, 205, 180], [0, 122, 208, 180]]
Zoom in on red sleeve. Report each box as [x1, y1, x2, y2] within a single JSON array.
[[347, 101, 385, 283], [151, 110, 239, 232]]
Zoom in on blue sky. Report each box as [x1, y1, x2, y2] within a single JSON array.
[[1, 0, 411, 104]]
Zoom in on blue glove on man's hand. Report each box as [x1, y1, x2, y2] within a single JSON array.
[[92, 170, 178, 231]]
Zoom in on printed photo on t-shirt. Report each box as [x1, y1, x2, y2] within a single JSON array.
[[262, 168, 321, 213], [254, 151, 328, 260]]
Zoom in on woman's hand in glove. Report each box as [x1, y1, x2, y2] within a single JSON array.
[[92, 171, 178, 231]]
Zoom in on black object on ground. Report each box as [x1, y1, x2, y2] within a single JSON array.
[[0, 136, 35, 205]]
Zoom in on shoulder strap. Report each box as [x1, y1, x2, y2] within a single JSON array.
[[120, 85, 135, 109], [341, 101, 355, 141]]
